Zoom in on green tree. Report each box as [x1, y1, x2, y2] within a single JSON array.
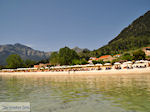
[[80, 58, 88, 65], [37, 59, 49, 64], [133, 50, 146, 60], [72, 59, 81, 65], [104, 61, 111, 63], [92, 60, 104, 64], [82, 49, 90, 53], [78, 49, 91, 61], [6, 54, 25, 69], [111, 59, 120, 65], [25, 59, 36, 68], [58, 47, 79, 65], [121, 53, 133, 61], [49, 52, 59, 65], [97, 60, 104, 64], [0, 65, 4, 70], [72, 58, 88, 65], [92, 60, 98, 64]]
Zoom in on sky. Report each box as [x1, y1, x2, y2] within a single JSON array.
[[0, 0, 150, 52]]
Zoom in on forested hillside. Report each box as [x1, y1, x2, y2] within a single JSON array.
[[92, 10, 150, 56]]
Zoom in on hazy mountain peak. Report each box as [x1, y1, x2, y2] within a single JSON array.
[[72, 46, 90, 53], [72, 47, 84, 53]]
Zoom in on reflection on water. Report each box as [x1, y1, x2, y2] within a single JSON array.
[[0, 74, 150, 112]]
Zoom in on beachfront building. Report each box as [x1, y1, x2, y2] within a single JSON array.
[[113, 54, 121, 58], [88, 55, 115, 63], [98, 55, 114, 61], [88, 57, 97, 63], [143, 47, 150, 56]]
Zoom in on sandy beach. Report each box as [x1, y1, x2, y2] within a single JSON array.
[[0, 67, 150, 76]]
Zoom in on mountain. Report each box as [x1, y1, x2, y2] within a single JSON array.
[[72, 47, 84, 53], [0, 43, 51, 65], [94, 10, 150, 56], [72, 47, 90, 53]]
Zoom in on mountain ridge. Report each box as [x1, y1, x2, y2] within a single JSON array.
[[0, 43, 51, 65], [72, 47, 90, 53], [109, 10, 150, 44]]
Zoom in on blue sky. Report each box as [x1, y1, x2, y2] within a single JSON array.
[[0, 0, 150, 51]]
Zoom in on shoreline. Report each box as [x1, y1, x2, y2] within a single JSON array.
[[0, 67, 150, 76]]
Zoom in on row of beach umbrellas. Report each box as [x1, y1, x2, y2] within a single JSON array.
[[3, 60, 149, 71]]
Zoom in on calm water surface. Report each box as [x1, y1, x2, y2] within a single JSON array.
[[0, 74, 150, 112]]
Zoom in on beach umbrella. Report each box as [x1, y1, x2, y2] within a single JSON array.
[[90, 64, 95, 66], [104, 63, 111, 66], [80, 65, 86, 67], [74, 65, 82, 68], [114, 62, 121, 65], [52, 66, 59, 69], [62, 66, 68, 68], [17, 68, 30, 70], [95, 64, 102, 66], [140, 60, 145, 63], [30, 68, 37, 70], [84, 64, 94, 67], [45, 67, 49, 69], [135, 61, 140, 63], [70, 65, 76, 68], [58, 66, 64, 68], [50, 66, 54, 69], [66, 66, 71, 68], [144, 60, 149, 63], [57, 66, 63, 69], [122, 62, 127, 65], [126, 61, 132, 64], [2, 69, 16, 71]]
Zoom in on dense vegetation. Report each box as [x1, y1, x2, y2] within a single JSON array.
[[5, 54, 36, 69], [49, 47, 88, 65], [91, 50, 146, 65], [1, 47, 90, 69], [0, 49, 146, 69], [92, 10, 150, 56]]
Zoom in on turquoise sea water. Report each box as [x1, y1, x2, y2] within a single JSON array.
[[0, 74, 150, 112]]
